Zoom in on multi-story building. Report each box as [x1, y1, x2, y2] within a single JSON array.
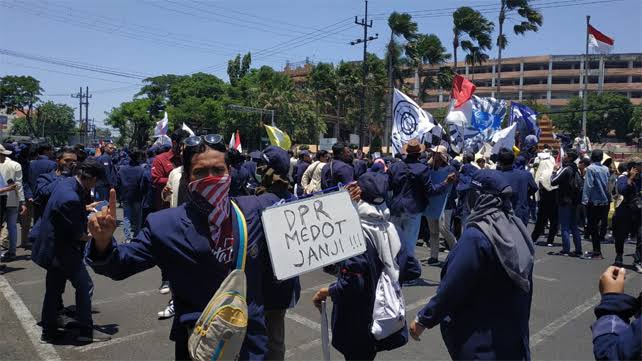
[[418, 53, 642, 111]]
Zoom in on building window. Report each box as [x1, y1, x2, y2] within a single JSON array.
[[631, 91, 641, 98], [552, 62, 575, 70], [604, 76, 629, 84], [631, 76, 641, 83], [605, 61, 629, 69], [523, 63, 548, 71], [551, 92, 577, 100]]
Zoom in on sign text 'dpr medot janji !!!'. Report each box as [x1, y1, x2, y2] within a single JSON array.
[[261, 190, 366, 280]]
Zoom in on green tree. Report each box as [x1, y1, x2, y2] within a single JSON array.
[[554, 92, 633, 140], [136, 74, 186, 118], [630, 105, 642, 135], [464, 46, 490, 80], [10, 101, 76, 145], [496, 0, 543, 95], [405, 34, 451, 104], [227, 52, 252, 86], [386, 12, 418, 89], [104, 98, 153, 148], [452, 7, 494, 70], [0, 75, 43, 136]]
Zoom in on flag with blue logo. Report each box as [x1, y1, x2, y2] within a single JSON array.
[[447, 96, 507, 154], [470, 96, 507, 134], [509, 102, 541, 141]]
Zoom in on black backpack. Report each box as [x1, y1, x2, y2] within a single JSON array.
[[568, 168, 583, 203]]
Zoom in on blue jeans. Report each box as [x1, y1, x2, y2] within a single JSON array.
[[559, 205, 582, 253], [391, 213, 422, 259], [122, 201, 143, 241], [41, 260, 93, 332], [5, 206, 18, 255]]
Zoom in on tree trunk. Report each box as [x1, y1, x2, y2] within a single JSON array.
[[385, 34, 394, 154], [453, 34, 458, 71], [497, 11, 504, 97]]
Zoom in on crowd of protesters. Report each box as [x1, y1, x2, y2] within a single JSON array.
[[0, 130, 639, 361]]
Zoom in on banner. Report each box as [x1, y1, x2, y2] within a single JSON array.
[[391, 88, 436, 155], [154, 111, 169, 137], [261, 190, 365, 280]]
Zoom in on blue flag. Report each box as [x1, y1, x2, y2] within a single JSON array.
[[509, 102, 541, 141]]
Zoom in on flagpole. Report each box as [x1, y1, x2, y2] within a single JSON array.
[[582, 15, 590, 138]]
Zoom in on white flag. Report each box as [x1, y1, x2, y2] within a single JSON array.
[[154, 111, 169, 137], [391, 88, 436, 155], [490, 123, 517, 155], [181, 122, 195, 137]]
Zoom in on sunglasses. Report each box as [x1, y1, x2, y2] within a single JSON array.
[[183, 134, 226, 152]]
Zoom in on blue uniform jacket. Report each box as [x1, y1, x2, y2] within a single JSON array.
[[140, 163, 154, 210], [616, 175, 641, 209], [230, 165, 251, 197], [498, 168, 538, 224], [116, 162, 149, 203], [96, 154, 117, 187], [29, 156, 56, 199], [417, 227, 533, 360], [592, 292, 641, 361], [321, 159, 354, 190], [255, 192, 301, 311], [353, 159, 367, 179], [294, 160, 311, 196], [85, 196, 269, 360], [330, 238, 419, 356], [242, 161, 259, 189], [387, 159, 449, 216], [31, 177, 89, 271]]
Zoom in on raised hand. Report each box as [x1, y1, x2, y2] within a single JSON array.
[[88, 188, 118, 253]]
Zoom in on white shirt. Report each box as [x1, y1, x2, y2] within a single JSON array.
[[0, 158, 25, 207], [163, 166, 183, 208]]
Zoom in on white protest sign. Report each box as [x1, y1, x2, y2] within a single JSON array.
[[261, 190, 366, 280]]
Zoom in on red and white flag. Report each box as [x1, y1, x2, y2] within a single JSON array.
[[445, 75, 476, 127], [451, 74, 476, 108], [228, 130, 242, 152], [588, 24, 614, 54]]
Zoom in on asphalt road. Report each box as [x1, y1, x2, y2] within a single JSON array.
[[1, 213, 639, 361]]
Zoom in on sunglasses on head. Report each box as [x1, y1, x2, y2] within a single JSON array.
[[183, 134, 226, 152]]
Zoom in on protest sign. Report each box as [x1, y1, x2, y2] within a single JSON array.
[[261, 190, 365, 280]]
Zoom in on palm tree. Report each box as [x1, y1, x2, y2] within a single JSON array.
[[496, 0, 543, 95], [452, 7, 494, 72], [387, 12, 418, 89], [405, 34, 451, 104], [465, 46, 490, 80]]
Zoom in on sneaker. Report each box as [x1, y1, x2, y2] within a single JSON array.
[[76, 330, 111, 343], [427, 257, 440, 265], [552, 251, 570, 256], [158, 300, 175, 319], [569, 251, 583, 258], [0, 264, 6, 272], [159, 281, 170, 295], [546, 243, 554, 247], [634, 264, 642, 274], [614, 255, 624, 266], [582, 251, 604, 260], [0, 251, 15, 262], [40, 329, 64, 344]]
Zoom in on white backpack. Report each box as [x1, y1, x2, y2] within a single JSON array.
[[370, 270, 406, 340]]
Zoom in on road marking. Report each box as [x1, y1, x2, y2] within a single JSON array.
[[534, 256, 551, 264], [0, 275, 62, 361], [285, 338, 322, 359], [93, 288, 158, 306], [300, 282, 332, 294], [533, 274, 558, 282], [13, 279, 45, 287], [73, 329, 159, 352], [531, 272, 637, 348], [286, 310, 323, 332]]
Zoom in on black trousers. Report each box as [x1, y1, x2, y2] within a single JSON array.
[[613, 204, 642, 257], [531, 189, 559, 244], [586, 203, 610, 253]]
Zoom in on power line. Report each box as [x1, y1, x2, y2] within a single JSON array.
[[0, 59, 142, 85]]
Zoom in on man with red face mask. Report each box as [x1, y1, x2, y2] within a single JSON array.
[[86, 134, 270, 360]]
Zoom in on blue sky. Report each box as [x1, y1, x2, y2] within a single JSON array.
[[1, 0, 640, 130]]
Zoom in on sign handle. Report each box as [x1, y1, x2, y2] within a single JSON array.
[[321, 300, 331, 361]]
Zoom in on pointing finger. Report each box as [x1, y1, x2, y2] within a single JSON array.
[[108, 188, 117, 219]]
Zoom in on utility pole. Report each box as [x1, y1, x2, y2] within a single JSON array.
[[71, 86, 92, 144], [351, 0, 378, 149], [582, 15, 590, 139]]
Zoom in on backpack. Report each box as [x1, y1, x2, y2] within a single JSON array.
[[370, 270, 406, 341], [188, 201, 249, 361], [568, 168, 583, 203]]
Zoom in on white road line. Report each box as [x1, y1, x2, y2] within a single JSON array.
[[0, 275, 62, 361], [13, 279, 45, 287], [534, 256, 551, 264], [300, 282, 332, 294], [286, 311, 323, 332], [285, 338, 322, 359], [531, 272, 637, 348], [93, 288, 158, 306], [72, 329, 158, 353], [533, 274, 558, 282]]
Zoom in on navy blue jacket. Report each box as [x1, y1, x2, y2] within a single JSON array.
[[85, 196, 269, 360], [242, 161, 259, 190], [256, 192, 301, 311], [29, 156, 56, 200], [140, 163, 154, 210], [321, 159, 354, 190], [592, 292, 641, 361], [353, 159, 368, 179], [96, 154, 117, 187], [387, 159, 449, 216], [498, 168, 538, 225], [18, 157, 33, 200], [230, 165, 250, 197], [616, 175, 641, 209], [116, 162, 149, 203], [294, 160, 311, 196], [416, 227, 533, 360], [33, 171, 62, 208], [31, 177, 89, 271], [330, 238, 419, 356]]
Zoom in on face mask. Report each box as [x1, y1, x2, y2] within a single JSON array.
[[60, 162, 76, 177], [188, 175, 231, 244]]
